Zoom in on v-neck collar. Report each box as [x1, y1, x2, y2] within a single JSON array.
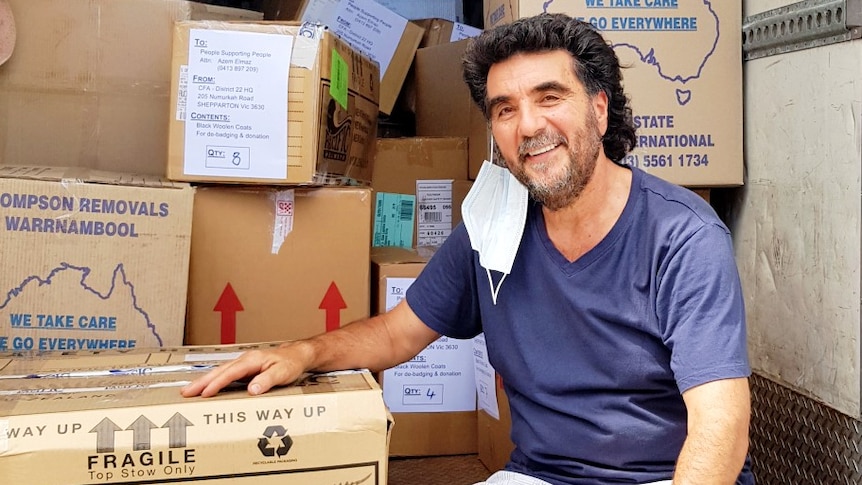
[[531, 166, 641, 276]]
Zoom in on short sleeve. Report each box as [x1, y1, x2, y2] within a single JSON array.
[[657, 223, 751, 393], [405, 224, 482, 339]]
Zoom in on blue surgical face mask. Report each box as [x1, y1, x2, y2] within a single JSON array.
[[461, 138, 529, 305]]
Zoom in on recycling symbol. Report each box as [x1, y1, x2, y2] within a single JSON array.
[[257, 425, 293, 457]]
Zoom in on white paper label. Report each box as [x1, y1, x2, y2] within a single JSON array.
[[473, 333, 500, 419], [450, 22, 483, 42], [416, 180, 454, 247], [382, 277, 476, 413], [176, 65, 189, 121], [302, 0, 407, 78], [384, 277, 414, 312], [0, 420, 7, 452], [271, 190, 295, 254], [183, 29, 293, 180]]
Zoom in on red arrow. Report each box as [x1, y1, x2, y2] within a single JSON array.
[[214, 283, 244, 344], [319, 282, 347, 332]]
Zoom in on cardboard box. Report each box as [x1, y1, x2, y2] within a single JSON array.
[[298, 0, 424, 116], [186, 186, 372, 345], [482, 0, 743, 187], [477, 374, 514, 473], [0, 165, 193, 352], [414, 40, 490, 180], [372, 137, 469, 194], [0, 346, 391, 484], [260, 0, 304, 20], [414, 18, 455, 48], [0, 0, 261, 175], [371, 247, 478, 456], [371, 137, 468, 249], [167, 22, 379, 185]]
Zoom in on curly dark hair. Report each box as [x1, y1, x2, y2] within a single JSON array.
[[463, 13, 637, 163]]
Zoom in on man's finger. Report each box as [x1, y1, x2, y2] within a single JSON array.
[[247, 360, 302, 395]]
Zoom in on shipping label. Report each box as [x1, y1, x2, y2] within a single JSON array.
[[382, 277, 476, 413], [183, 29, 293, 180]]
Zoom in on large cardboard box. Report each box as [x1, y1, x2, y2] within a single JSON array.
[[0, 166, 193, 352], [372, 137, 469, 194], [0, 346, 391, 484], [298, 0, 424, 116], [372, 247, 478, 456], [167, 22, 379, 185], [0, 0, 261, 175], [371, 137, 468, 249], [482, 0, 743, 187], [414, 40, 490, 180], [186, 186, 372, 345]]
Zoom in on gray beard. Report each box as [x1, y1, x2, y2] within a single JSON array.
[[513, 137, 601, 211]]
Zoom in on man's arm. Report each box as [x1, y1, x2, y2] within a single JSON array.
[[673, 377, 751, 484], [181, 300, 439, 398]]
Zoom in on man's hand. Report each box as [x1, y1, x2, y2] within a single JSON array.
[[181, 341, 313, 398]]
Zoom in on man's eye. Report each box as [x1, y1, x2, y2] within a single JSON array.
[[542, 94, 560, 103], [496, 106, 514, 118]]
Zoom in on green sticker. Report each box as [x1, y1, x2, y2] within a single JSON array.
[[373, 193, 415, 249], [330, 50, 348, 110]]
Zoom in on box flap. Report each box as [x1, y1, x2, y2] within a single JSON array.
[[0, 165, 191, 189], [371, 246, 430, 265]]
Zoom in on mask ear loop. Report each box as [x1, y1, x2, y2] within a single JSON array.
[[489, 134, 500, 167], [485, 134, 510, 306], [486, 268, 507, 306]]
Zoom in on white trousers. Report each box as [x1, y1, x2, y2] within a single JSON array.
[[472, 470, 673, 485]]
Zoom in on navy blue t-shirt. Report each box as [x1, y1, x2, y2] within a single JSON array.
[[406, 167, 753, 484]]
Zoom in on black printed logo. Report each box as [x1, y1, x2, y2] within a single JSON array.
[[257, 425, 293, 457]]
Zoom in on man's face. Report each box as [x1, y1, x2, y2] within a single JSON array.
[[486, 50, 608, 211]]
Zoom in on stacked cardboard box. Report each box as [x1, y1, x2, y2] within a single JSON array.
[[0, 0, 390, 478], [0, 345, 392, 485], [371, 247, 478, 457], [0, 0, 262, 175]]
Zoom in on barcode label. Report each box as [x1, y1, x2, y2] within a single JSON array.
[[372, 193, 415, 249], [416, 180, 454, 247], [424, 212, 443, 222], [399, 199, 414, 221]]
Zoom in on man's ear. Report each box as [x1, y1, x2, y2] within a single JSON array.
[[593, 90, 610, 136]]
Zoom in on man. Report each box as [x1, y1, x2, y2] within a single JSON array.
[[183, 13, 753, 485]]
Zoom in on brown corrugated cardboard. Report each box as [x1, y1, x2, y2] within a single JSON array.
[[167, 22, 379, 185], [0, 165, 193, 352], [414, 40, 490, 180], [0, 0, 261, 175], [370, 137, 468, 248], [0, 346, 391, 484], [371, 247, 478, 457], [482, 0, 743, 187], [297, 0, 424, 116], [414, 18, 456, 48], [372, 137, 469, 194], [477, 374, 514, 473], [260, 0, 303, 20], [0, 0, 13, 66], [186, 186, 372, 345]]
